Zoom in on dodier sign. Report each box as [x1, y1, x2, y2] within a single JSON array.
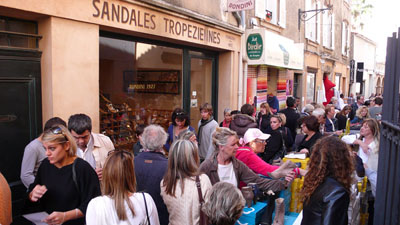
[[227, 0, 255, 12], [247, 33, 263, 60]]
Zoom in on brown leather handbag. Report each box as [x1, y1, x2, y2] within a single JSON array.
[[196, 175, 209, 225]]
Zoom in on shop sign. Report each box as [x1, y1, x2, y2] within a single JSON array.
[[91, 0, 238, 51], [246, 29, 304, 70], [227, 0, 255, 12], [247, 33, 263, 60]]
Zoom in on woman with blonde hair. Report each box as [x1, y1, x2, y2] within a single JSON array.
[[28, 125, 100, 225], [262, 114, 293, 163], [86, 150, 160, 224], [161, 139, 212, 225], [301, 136, 354, 225], [257, 103, 273, 133], [351, 105, 370, 125], [200, 127, 289, 192]]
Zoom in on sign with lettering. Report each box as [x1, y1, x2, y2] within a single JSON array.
[[92, 0, 238, 50], [0, 0, 240, 50], [227, 0, 255, 12], [246, 29, 304, 70], [247, 33, 263, 60]]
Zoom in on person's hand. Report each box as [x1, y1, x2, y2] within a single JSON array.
[[359, 142, 370, 154], [29, 185, 47, 202], [284, 171, 296, 183], [95, 167, 103, 181], [43, 211, 65, 225], [189, 134, 198, 145], [364, 163, 369, 169], [299, 149, 309, 154]]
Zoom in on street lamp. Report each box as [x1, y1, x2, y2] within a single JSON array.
[[298, 5, 332, 31]]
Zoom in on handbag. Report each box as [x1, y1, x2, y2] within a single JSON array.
[[196, 175, 209, 225]]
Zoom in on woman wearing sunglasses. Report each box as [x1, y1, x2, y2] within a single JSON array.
[[27, 125, 101, 225], [165, 108, 195, 151], [86, 150, 160, 225]]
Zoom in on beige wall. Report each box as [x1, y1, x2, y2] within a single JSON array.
[[39, 17, 100, 132], [218, 51, 238, 123]]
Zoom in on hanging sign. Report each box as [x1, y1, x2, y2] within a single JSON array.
[[247, 33, 263, 60], [227, 0, 255, 12]]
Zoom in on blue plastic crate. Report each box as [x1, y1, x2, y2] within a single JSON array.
[[235, 201, 268, 225]]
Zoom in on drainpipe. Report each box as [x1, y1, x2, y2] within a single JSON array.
[[237, 11, 247, 108], [233, 12, 244, 108]]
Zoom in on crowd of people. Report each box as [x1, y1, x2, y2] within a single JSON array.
[[0, 92, 382, 225]]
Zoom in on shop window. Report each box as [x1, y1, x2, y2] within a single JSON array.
[[0, 16, 39, 49], [99, 36, 183, 149], [306, 72, 316, 104]]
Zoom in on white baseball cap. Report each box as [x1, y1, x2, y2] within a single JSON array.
[[242, 128, 270, 145]]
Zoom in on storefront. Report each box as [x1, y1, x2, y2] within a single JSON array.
[[245, 29, 304, 110], [0, 0, 241, 217]]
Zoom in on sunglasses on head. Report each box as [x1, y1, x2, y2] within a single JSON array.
[[50, 126, 68, 141], [175, 112, 185, 116]]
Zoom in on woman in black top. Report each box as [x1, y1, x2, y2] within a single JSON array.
[[257, 103, 273, 134], [336, 105, 351, 130], [28, 125, 100, 225], [263, 114, 293, 163], [297, 116, 322, 156], [301, 136, 354, 225]]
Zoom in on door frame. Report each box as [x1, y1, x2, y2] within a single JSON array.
[[183, 49, 218, 121]]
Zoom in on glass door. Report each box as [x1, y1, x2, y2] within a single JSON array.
[[184, 50, 217, 134]]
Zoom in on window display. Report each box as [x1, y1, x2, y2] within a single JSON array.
[[100, 36, 183, 150]]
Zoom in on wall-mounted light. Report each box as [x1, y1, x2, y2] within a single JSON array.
[[298, 5, 332, 31]]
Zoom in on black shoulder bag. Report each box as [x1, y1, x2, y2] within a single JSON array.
[[269, 129, 287, 163]]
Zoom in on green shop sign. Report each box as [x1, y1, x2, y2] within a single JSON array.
[[247, 33, 263, 60]]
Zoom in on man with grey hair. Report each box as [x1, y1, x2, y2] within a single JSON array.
[[301, 104, 315, 117], [134, 124, 169, 225], [312, 108, 326, 134]]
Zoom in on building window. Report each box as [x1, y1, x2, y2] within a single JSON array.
[[255, 0, 286, 28], [0, 16, 40, 49], [322, 5, 334, 49], [305, 0, 320, 43], [342, 21, 350, 56], [306, 72, 316, 104], [335, 73, 341, 93]]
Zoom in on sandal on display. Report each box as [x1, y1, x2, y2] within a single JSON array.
[[106, 103, 118, 113]]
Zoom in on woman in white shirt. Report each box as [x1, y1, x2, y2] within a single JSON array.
[[161, 139, 212, 225], [353, 118, 380, 196], [86, 150, 160, 225]]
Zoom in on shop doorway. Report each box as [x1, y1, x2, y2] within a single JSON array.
[[186, 51, 217, 133], [0, 49, 42, 220]]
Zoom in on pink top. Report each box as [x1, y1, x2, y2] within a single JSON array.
[[235, 146, 279, 176]]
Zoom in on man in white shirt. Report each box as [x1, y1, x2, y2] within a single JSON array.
[[338, 94, 346, 110], [68, 114, 114, 180]]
